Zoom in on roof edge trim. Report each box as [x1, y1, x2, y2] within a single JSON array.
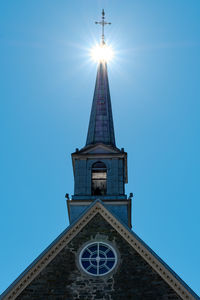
[[1, 200, 199, 300]]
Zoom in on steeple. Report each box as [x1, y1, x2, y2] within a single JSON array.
[[86, 10, 115, 147], [69, 10, 130, 228], [86, 61, 116, 146]]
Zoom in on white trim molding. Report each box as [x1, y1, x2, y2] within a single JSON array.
[[1, 201, 198, 300]]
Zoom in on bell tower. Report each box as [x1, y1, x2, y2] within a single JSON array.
[[67, 11, 131, 227]]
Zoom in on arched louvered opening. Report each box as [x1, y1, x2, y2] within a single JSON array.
[[91, 161, 107, 196]]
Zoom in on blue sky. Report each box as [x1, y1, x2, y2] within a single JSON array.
[[0, 0, 200, 296]]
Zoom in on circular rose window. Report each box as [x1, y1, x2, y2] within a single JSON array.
[[79, 242, 117, 276]]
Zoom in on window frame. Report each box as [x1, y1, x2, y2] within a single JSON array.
[[91, 161, 107, 196], [79, 241, 117, 277]]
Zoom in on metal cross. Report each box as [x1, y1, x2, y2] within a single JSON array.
[[95, 9, 111, 45]]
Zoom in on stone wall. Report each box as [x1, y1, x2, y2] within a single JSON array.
[[17, 214, 181, 300]]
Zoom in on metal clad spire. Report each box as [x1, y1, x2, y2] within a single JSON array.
[[86, 62, 116, 146], [86, 11, 115, 147]]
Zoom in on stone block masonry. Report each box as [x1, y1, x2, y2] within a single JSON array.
[[17, 214, 181, 300]]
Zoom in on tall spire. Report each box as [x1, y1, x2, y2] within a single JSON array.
[[86, 11, 115, 147]]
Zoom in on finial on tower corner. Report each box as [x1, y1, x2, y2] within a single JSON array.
[[95, 9, 111, 45]]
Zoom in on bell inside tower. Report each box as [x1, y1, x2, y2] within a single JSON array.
[[91, 161, 107, 196]]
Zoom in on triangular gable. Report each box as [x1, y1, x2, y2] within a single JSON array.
[[76, 143, 121, 155], [1, 200, 198, 300]]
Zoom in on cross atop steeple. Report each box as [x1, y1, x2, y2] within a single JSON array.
[[95, 9, 111, 45]]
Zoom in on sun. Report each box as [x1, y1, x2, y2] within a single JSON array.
[[90, 43, 114, 62]]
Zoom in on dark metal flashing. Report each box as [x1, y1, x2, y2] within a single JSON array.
[[67, 198, 131, 228]]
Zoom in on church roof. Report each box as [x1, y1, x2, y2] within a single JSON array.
[[86, 62, 116, 147], [1, 200, 199, 300]]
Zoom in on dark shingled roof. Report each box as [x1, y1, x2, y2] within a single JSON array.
[[86, 61, 116, 146]]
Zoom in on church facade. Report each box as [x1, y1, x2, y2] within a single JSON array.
[[1, 13, 199, 300]]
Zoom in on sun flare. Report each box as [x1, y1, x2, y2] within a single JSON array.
[[90, 44, 114, 62]]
